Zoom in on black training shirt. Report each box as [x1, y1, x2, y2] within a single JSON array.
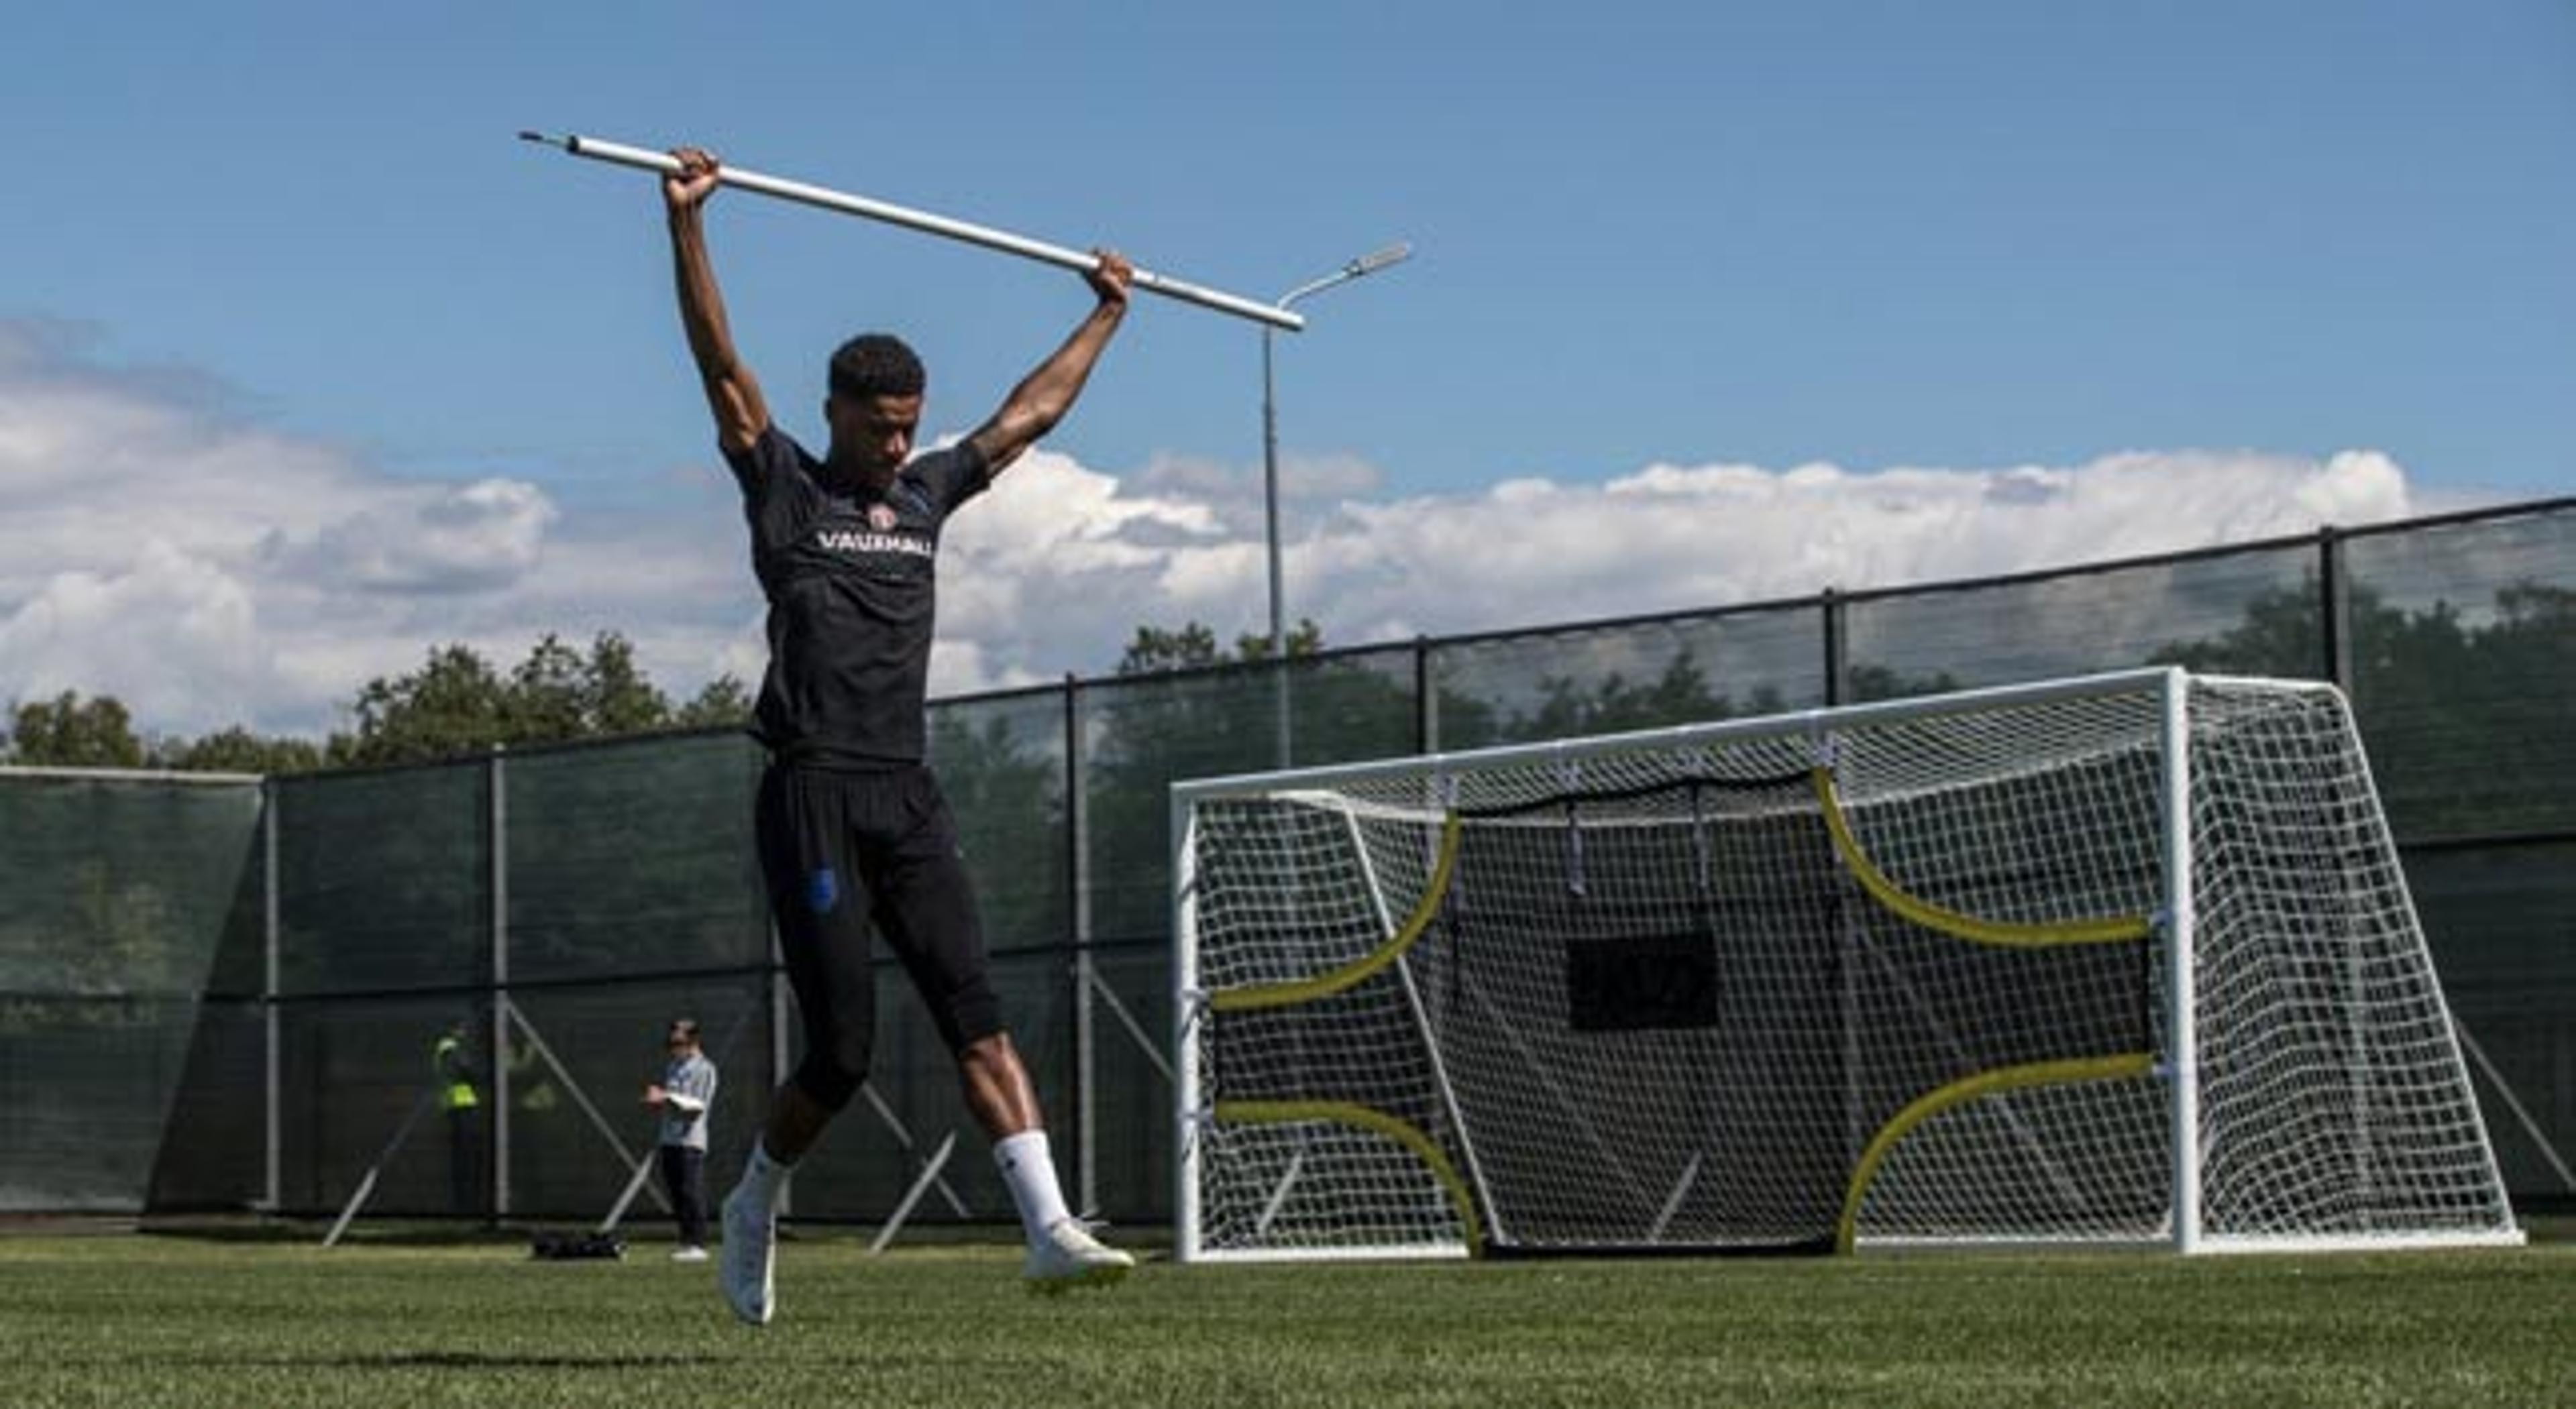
[[724, 424, 990, 766]]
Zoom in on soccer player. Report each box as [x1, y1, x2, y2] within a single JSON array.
[[643, 1017, 718, 1261], [660, 146, 1135, 1324]]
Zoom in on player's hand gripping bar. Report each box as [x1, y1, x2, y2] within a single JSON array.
[[520, 131, 1304, 332]]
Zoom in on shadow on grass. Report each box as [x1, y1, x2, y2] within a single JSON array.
[[138, 1216, 554, 1248], [307, 1350, 712, 1371], [60, 1350, 712, 1371]]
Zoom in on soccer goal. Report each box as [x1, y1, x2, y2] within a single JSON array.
[[1171, 667, 2522, 1259]]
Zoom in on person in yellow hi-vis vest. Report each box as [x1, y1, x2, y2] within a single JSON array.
[[433, 1017, 482, 1217]]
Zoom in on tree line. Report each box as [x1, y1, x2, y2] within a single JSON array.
[[9, 579, 2570, 817], [0, 620, 1332, 774], [3, 632, 750, 773]]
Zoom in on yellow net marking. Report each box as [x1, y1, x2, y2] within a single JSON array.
[[1201, 812, 1477, 1251], [1209, 811, 1464, 1012], [1835, 1053, 2157, 1253], [1810, 766, 2151, 948], [1214, 1099, 1485, 1257], [1813, 763, 2158, 1251]]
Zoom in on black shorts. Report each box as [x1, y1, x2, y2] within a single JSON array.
[[755, 762, 1002, 1109]]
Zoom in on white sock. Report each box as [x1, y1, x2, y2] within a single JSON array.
[[992, 1129, 1072, 1243], [740, 1138, 794, 1214]]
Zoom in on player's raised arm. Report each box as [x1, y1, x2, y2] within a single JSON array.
[[664, 146, 771, 455], [964, 250, 1132, 477]]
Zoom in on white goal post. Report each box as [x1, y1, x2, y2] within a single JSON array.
[[1171, 667, 2522, 1260]]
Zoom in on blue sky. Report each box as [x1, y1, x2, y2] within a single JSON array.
[[4, 2, 2572, 736]]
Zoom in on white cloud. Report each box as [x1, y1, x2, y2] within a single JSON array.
[[278, 478, 559, 594], [0, 328, 586, 736], [939, 443, 2437, 691], [0, 537, 270, 732], [0, 320, 2459, 741]]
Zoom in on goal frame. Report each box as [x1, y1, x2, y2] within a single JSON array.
[[1171, 666, 2522, 1261]]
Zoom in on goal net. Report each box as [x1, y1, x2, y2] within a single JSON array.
[[1172, 669, 2521, 1259]]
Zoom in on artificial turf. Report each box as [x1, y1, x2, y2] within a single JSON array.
[[1, 1227, 2565, 1406]]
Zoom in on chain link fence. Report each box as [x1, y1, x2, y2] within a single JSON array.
[[7, 496, 2571, 1225]]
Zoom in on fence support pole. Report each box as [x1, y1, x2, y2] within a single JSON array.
[[1822, 587, 1847, 707], [262, 781, 281, 1215], [2320, 526, 2352, 689], [488, 745, 510, 1223], [1066, 674, 1097, 1213], [1413, 636, 1434, 754]]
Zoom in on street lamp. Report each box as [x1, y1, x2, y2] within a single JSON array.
[[1259, 245, 1411, 721], [1260, 242, 1411, 765]]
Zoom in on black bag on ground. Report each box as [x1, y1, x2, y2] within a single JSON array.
[[529, 1230, 625, 1261]]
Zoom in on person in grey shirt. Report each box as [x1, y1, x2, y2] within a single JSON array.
[[644, 1019, 718, 1261]]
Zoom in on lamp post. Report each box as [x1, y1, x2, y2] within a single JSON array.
[[1260, 243, 1412, 765]]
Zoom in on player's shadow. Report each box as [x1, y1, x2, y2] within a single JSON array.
[[286, 1351, 708, 1371]]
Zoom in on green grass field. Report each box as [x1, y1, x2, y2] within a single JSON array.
[[3, 1226, 2567, 1407]]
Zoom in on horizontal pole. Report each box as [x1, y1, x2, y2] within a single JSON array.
[[0, 765, 264, 785], [521, 131, 1303, 332], [1171, 665, 2188, 802]]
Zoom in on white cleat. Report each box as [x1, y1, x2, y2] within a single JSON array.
[[718, 1184, 776, 1326], [671, 1245, 708, 1263], [1024, 1217, 1134, 1292]]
